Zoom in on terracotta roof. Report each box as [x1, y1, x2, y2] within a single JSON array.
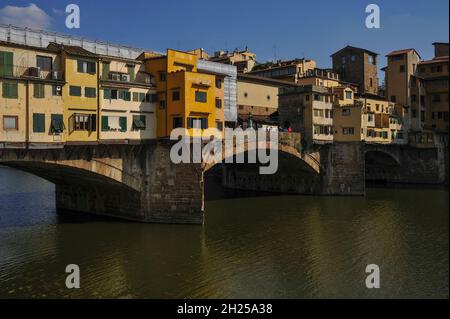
[[47, 42, 98, 58], [386, 48, 421, 59], [330, 45, 378, 57], [238, 73, 299, 87], [419, 56, 449, 65], [0, 40, 59, 54]]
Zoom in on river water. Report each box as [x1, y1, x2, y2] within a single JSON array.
[[0, 166, 448, 299]]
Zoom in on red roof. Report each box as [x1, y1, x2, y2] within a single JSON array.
[[386, 48, 421, 58], [419, 56, 449, 65]]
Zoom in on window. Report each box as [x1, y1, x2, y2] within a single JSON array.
[[101, 116, 127, 132], [77, 60, 96, 74], [437, 65, 443, 72], [172, 90, 180, 101], [33, 113, 45, 133], [351, 55, 356, 62], [133, 92, 139, 102], [159, 72, 166, 82], [2, 81, 18, 99], [139, 93, 146, 102], [3, 115, 18, 130], [267, 95, 271, 101], [215, 98, 222, 108], [411, 94, 417, 103], [313, 109, 324, 117], [216, 121, 223, 131], [305, 94, 310, 101], [215, 78, 222, 89], [390, 96, 396, 103], [52, 85, 62, 96], [187, 117, 208, 129], [50, 114, 64, 133], [343, 127, 355, 135], [342, 108, 351, 116], [74, 114, 96, 131], [400, 65, 406, 73], [412, 110, 417, 118], [433, 94, 441, 102], [36, 56, 52, 72], [0, 51, 13, 76], [119, 90, 131, 101], [313, 94, 321, 101], [173, 117, 183, 129], [159, 100, 166, 109], [85, 87, 96, 98], [345, 91, 352, 99], [244, 92, 248, 98], [34, 83, 45, 98], [370, 78, 373, 87], [195, 91, 207, 103], [341, 57, 346, 64], [132, 115, 146, 130], [69, 86, 82, 97]]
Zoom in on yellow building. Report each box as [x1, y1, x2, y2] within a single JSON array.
[[358, 94, 391, 144], [99, 56, 157, 142], [140, 49, 222, 137], [49, 43, 99, 144], [332, 87, 364, 142], [0, 41, 65, 148]]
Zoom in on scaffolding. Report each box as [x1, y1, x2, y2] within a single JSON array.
[[0, 24, 145, 59]]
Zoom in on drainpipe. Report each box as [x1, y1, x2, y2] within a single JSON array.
[[97, 60, 100, 142], [25, 79, 30, 148]]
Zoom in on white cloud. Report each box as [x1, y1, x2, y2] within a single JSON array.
[[0, 3, 52, 30]]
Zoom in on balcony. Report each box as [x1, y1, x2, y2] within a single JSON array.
[[0, 65, 64, 81], [100, 71, 155, 87]]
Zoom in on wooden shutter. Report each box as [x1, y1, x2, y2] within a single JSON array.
[[101, 116, 109, 131], [119, 117, 127, 132]]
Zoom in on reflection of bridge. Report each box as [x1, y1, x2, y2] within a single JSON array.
[[0, 135, 447, 224]]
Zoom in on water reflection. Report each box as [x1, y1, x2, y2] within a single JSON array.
[[0, 167, 448, 298]]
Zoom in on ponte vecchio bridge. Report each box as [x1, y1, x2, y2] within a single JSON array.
[[0, 134, 447, 224]]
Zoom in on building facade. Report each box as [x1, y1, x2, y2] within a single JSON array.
[[0, 41, 65, 147], [331, 45, 379, 95], [279, 85, 334, 145]]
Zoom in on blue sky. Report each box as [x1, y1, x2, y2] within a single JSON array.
[[1, 0, 448, 71]]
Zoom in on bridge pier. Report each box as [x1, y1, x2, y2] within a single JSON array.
[[1, 142, 205, 224], [221, 142, 366, 196]]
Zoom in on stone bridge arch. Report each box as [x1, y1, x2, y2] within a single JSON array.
[[202, 133, 322, 175]]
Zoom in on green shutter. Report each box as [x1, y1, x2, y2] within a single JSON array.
[[139, 93, 145, 102], [0, 51, 13, 76], [140, 115, 146, 129], [119, 117, 127, 132], [2, 82, 10, 98], [104, 89, 111, 99], [101, 116, 109, 131], [70, 86, 81, 96], [33, 113, 45, 133], [77, 60, 83, 73], [2, 81, 18, 99], [102, 63, 110, 79]]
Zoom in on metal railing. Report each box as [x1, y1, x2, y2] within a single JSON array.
[[0, 65, 64, 81]]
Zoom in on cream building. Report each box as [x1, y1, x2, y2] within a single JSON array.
[[99, 57, 157, 142]]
